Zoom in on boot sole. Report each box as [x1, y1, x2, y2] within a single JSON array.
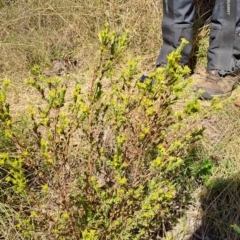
[[200, 91, 232, 100]]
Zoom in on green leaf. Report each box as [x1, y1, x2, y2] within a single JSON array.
[[231, 224, 240, 235]]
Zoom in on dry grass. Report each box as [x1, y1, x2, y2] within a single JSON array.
[[0, 0, 162, 80], [191, 92, 240, 239], [193, 176, 240, 240], [0, 202, 24, 239], [0, 0, 213, 79], [163, 87, 240, 239]]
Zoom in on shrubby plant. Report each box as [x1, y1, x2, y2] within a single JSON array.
[[0, 25, 204, 239]]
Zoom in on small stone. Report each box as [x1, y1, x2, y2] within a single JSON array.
[[234, 99, 240, 107]]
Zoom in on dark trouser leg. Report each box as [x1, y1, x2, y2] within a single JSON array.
[[233, 1, 240, 62], [207, 0, 240, 74], [156, 0, 195, 67]]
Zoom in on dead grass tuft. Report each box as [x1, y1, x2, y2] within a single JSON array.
[[0, 0, 163, 80], [0, 0, 215, 80], [191, 176, 240, 240]]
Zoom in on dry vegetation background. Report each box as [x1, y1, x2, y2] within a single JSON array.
[[0, 0, 214, 80], [1, 0, 240, 239], [0, 0, 163, 79]]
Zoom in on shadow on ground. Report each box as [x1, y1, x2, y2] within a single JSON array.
[[188, 175, 240, 240]]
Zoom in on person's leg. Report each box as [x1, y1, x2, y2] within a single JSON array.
[[207, 0, 240, 73], [233, 2, 240, 64], [233, 2, 240, 107], [156, 0, 195, 67], [196, 0, 240, 99]]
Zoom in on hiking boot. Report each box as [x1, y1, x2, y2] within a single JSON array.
[[195, 70, 240, 100], [139, 64, 166, 84], [139, 64, 167, 88]]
